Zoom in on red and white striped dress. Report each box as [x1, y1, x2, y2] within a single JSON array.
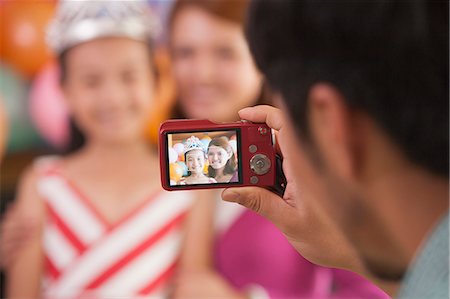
[[36, 161, 193, 298]]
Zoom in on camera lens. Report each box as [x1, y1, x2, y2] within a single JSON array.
[[250, 154, 271, 175]]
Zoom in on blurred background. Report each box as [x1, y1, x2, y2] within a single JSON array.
[[0, 0, 176, 211]]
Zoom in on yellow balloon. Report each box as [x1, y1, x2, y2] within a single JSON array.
[[203, 160, 209, 174], [169, 162, 183, 182]]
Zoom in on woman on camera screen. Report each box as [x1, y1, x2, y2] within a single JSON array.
[[207, 137, 238, 183]]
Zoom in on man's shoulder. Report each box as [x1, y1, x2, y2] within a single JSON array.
[[398, 214, 449, 299]]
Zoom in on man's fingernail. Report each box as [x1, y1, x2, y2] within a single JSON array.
[[223, 191, 240, 202]]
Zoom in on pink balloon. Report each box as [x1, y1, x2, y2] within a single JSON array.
[[29, 62, 69, 149], [169, 147, 178, 163], [173, 142, 184, 155]]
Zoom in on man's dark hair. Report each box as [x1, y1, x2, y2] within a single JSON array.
[[246, 0, 449, 176]]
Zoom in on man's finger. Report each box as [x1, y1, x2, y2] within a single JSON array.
[[238, 105, 284, 131]]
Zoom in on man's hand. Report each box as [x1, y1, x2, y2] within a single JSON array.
[[222, 105, 363, 272]]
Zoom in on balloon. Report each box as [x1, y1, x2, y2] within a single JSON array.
[[0, 96, 8, 161], [0, 2, 55, 78], [229, 140, 237, 153], [0, 64, 42, 152], [173, 142, 184, 155], [203, 159, 209, 174], [176, 161, 188, 176], [230, 134, 237, 141], [178, 152, 185, 162], [169, 162, 183, 182], [144, 47, 176, 144], [200, 138, 210, 150], [169, 147, 178, 163], [29, 61, 70, 149]]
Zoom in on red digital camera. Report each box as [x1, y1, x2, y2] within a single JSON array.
[[159, 119, 285, 195]]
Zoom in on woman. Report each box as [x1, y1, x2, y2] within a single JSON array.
[[169, 0, 389, 298], [207, 137, 238, 183], [7, 2, 192, 298]]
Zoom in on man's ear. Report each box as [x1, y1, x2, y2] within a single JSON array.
[[307, 83, 357, 181]]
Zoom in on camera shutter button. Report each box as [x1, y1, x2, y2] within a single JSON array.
[[249, 145, 257, 153]]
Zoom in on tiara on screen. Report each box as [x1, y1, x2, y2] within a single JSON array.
[[184, 136, 206, 154], [46, 0, 161, 54]]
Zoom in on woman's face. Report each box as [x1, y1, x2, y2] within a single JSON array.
[[170, 6, 262, 122], [63, 37, 155, 145], [207, 145, 231, 170], [186, 149, 206, 174]]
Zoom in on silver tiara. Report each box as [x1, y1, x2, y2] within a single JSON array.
[[46, 0, 161, 54], [184, 136, 206, 154]]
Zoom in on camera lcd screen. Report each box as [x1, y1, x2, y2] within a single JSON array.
[[166, 129, 241, 186]]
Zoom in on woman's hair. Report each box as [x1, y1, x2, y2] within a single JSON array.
[[207, 137, 236, 177], [59, 42, 157, 154], [168, 0, 273, 119]]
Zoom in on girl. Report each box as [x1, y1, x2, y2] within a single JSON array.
[[180, 136, 216, 185], [207, 137, 238, 183], [7, 2, 192, 298], [168, 0, 390, 298]]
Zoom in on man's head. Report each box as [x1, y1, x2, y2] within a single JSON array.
[[246, 0, 448, 281]]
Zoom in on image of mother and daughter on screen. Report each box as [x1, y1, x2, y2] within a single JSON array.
[[168, 132, 239, 185]]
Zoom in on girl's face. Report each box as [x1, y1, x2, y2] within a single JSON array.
[[207, 145, 231, 170], [63, 37, 155, 145], [171, 6, 262, 122], [186, 149, 205, 174]]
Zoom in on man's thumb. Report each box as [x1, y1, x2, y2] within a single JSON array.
[[222, 187, 286, 223]]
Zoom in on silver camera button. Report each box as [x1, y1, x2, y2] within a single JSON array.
[[250, 154, 271, 175]]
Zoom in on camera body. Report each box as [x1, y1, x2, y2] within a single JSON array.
[[159, 119, 283, 192]]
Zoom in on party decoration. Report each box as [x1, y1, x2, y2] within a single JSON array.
[[173, 142, 184, 155], [169, 147, 178, 163], [169, 162, 183, 182], [0, 95, 8, 161], [29, 61, 69, 149], [0, 2, 55, 78], [229, 140, 237, 153], [176, 161, 188, 176], [203, 160, 209, 174], [200, 138, 210, 150], [144, 48, 176, 144], [0, 64, 42, 152]]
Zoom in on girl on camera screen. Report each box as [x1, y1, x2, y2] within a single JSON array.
[[180, 136, 217, 185]]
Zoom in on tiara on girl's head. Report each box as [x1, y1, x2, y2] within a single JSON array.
[[184, 136, 206, 154], [46, 0, 161, 54]]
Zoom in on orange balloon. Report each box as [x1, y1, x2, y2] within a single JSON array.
[[0, 2, 55, 78], [203, 160, 209, 174], [169, 162, 183, 182], [145, 47, 177, 144]]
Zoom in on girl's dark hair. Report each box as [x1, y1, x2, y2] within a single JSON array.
[[207, 137, 236, 177], [168, 0, 273, 119], [58, 41, 157, 154]]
